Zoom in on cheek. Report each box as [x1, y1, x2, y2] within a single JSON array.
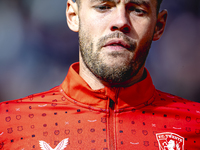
[[81, 11, 103, 29], [82, 11, 111, 36], [132, 21, 155, 58], [132, 23, 155, 53], [130, 16, 156, 36], [80, 19, 102, 44], [135, 22, 154, 39]]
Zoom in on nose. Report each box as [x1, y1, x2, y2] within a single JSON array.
[[110, 7, 131, 33]]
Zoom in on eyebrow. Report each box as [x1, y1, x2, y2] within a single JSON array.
[[90, 0, 116, 3], [90, 0, 150, 7], [125, 0, 150, 8]]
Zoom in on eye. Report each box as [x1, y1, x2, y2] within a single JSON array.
[[95, 5, 111, 12], [127, 6, 147, 16]]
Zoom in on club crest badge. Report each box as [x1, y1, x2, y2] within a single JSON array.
[[156, 132, 184, 150]]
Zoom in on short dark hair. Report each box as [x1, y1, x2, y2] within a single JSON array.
[[157, 0, 163, 6], [73, 0, 80, 8], [157, 0, 163, 12]]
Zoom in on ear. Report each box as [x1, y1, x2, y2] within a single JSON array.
[[66, 0, 79, 32], [153, 10, 168, 41]]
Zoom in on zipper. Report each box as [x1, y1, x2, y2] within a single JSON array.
[[105, 87, 120, 150], [108, 98, 116, 150]]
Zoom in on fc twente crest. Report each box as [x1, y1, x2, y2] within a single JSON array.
[[156, 132, 184, 150]]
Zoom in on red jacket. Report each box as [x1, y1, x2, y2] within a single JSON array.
[[0, 62, 200, 150]]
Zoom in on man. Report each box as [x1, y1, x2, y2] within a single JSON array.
[[0, 0, 199, 149]]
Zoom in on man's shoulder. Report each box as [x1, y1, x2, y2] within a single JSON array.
[[155, 89, 200, 110], [0, 86, 62, 109]]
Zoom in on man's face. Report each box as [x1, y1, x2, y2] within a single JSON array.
[[78, 0, 159, 83]]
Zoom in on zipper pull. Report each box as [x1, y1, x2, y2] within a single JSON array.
[[105, 86, 120, 105], [109, 99, 115, 110], [108, 98, 116, 150]]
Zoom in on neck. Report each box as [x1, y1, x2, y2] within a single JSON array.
[[79, 54, 105, 90], [79, 54, 145, 90]]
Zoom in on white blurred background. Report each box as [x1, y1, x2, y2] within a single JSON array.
[[0, 0, 200, 102]]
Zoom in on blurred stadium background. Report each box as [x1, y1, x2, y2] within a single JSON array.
[[0, 0, 200, 102]]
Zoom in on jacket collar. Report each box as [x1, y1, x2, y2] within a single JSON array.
[[61, 62, 156, 110]]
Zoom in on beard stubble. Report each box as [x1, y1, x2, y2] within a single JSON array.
[[79, 26, 152, 84]]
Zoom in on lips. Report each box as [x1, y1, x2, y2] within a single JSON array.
[[103, 39, 131, 50]]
